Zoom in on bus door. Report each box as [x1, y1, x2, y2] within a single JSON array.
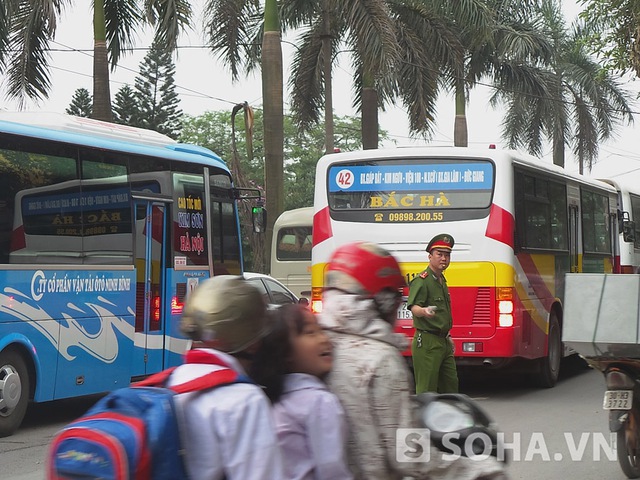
[[132, 199, 169, 376]]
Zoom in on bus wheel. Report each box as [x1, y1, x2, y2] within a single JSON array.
[[535, 314, 561, 388], [0, 350, 30, 437]]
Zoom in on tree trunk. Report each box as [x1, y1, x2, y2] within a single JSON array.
[[362, 73, 378, 149], [322, 1, 334, 154], [453, 79, 468, 147], [91, 0, 113, 122], [262, 0, 284, 270]]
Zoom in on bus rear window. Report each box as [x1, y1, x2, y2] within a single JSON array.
[[327, 159, 494, 223]]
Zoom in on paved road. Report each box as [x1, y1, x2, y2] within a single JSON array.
[[462, 356, 627, 480], [0, 356, 628, 479]]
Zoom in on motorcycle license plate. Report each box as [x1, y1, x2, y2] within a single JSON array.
[[603, 390, 633, 410]]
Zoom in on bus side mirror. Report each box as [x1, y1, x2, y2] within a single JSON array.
[[623, 220, 636, 243], [252, 206, 267, 233]]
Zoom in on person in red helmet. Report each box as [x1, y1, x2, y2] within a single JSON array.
[[318, 241, 507, 480]]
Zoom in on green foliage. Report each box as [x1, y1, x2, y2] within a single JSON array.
[[492, 0, 634, 172], [66, 88, 93, 117], [74, 40, 185, 137], [113, 85, 139, 125], [133, 39, 183, 139], [579, 0, 640, 76], [180, 108, 368, 270], [179, 109, 369, 210]]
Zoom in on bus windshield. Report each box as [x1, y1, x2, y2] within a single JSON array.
[[327, 158, 495, 223]]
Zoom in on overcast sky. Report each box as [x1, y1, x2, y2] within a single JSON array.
[[1, 1, 639, 178]]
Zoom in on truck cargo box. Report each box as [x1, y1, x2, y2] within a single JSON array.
[[563, 273, 640, 358]]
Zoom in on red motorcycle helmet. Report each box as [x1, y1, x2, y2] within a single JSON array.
[[325, 242, 406, 297]]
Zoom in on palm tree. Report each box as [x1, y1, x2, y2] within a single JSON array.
[[203, 0, 284, 266], [0, 0, 191, 122], [284, 0, 503, 148], [413, 0, 554, 147], [284, 0, 400, 150], [491, 0, 634, 172]]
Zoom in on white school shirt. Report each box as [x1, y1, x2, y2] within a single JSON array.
[[167, 349, 285, 480], [273, 373, 353, 480]]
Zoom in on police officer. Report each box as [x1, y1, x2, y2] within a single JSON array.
[[408, 233, 458, 394]]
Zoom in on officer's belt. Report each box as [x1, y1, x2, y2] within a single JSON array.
[[417, 328, 449, 338]]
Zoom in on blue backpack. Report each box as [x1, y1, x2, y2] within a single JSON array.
[[47, 362, 245, 480]]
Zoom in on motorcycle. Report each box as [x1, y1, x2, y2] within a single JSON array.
[[589, 358, 640, 479], [414, 392, 507, 462]]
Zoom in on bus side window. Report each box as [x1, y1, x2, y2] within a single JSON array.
[[278, 233, 300, 259]]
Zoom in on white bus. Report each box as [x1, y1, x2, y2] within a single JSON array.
[[311, 146, 620, 387], [599, 178, 640, 273], [270, 207, 313, 299]]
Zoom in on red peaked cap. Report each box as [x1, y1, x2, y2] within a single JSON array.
[[426, 234, 455, 253], [326, 241, 406, 296]]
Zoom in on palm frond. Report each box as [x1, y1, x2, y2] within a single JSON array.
[[203, 0, 262, 81], [105, 0, 144, 67], [144, 0, 192, 51], [288, 25, 325, 132], [343, 0, 400, 77], [4, 0, 66, 105]]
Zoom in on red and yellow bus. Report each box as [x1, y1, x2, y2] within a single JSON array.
[[311, 146, 619, 387]]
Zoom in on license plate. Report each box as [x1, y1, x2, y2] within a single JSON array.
[[397, 302, 412, 320], [603, 390, 633, 410]]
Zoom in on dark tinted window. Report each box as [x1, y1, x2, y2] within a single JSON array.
[[631, 194, 640, 249], [582, 189, 611, 254], [276, 227, 312, 261], [515, 171, 568, 250], [210, 174, 241, 275], [0, 135, 79, 263]]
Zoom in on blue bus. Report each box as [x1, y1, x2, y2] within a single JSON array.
[[0, 112, 262, 436]]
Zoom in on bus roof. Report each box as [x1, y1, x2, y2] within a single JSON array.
[[0, 111, 228, 171], [598, 176, 640, 194], [316, 146, 617, 193], [274, 207, 313, 227]]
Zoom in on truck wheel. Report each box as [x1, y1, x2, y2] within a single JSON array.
[[0, 350, 30, 437], [535, 314, 561, 388], [617, 425, 640, 478]]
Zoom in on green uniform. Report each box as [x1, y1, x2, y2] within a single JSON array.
[[407, 266, 458, 394]]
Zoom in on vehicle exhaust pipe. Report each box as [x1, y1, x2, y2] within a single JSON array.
[[483, 359, 493, 367]]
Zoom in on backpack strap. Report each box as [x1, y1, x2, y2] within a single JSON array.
[[133, 367, 178, 388], [133, 349, 252, 393]]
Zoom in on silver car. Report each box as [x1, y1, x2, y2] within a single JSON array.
[[243, 272, 308, 309]]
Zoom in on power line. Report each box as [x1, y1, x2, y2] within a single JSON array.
[[47, 40, 254, 109]]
